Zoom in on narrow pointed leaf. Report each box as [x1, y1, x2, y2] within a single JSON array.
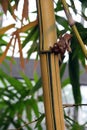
[[22, 25, 38, 48], [17, 33, 25, 69], [0, 37, 13, 64], [69, 53, 82, 104], [20, 72, 33, 89], [35, 114, 45, 128], [60, 63, 67, 79], [0, 24, 15, 35], [22, 0, 29, 20], [0, 0, 9, 14], [18, 20, 38, 33]]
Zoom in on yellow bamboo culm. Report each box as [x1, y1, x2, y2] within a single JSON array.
[[36, 0, 65, 129], [61, 0, 87, 58]]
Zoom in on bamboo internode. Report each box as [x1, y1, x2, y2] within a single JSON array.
[[36, 0, 65, 129]]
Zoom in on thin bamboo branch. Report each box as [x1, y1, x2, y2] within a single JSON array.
[[61, 0, 87, 58], [63, 103, 87, 108]]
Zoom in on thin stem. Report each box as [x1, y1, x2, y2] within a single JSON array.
[[72, 25, 87, 57], [8, 117, 41, 130], [63, 103, 87, 108], [61, 0, 87, 58]]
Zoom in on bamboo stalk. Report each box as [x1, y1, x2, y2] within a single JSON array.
[[36, 0, 65, 129], [61, 0, 87, 58]]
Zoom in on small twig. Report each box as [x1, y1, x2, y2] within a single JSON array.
[[7, 117, 40, 130], [61, 0, 87, 58], [63, 103, 87, 108]]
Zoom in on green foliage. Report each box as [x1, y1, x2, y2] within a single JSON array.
[[69, 53, 81, 105], [0, 69, 43, 129]]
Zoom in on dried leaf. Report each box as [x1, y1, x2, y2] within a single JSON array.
[[10, 6, 17, 20], [16, 32, 25, 69], [12, 0, 20, 10], [34, 60, 39, 72], [0, 0, 9, 14], [1, 0, 17, 20], [12, 36, 16, 58], [22, 0, 29, 20], [18, 19, 38, 33], [0, 37, 13, 64], [10, 37, 16, 75], [0, 24, 15, 35], [15, 0, 20, 10]]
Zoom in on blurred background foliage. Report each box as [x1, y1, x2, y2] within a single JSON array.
[[0, 0, 87, 129]]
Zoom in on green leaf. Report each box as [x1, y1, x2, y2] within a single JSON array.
[[0, 69, 26, 95], [30, 77, 42, 94], [22, 25, 38, 48], [55, 0, 63, 12], [27, 41, 38, 59], [69, 53, 82, 104], [71, 123, 85, 130], [61, 78, 70, 88], [75, 22, 87, 44], [70, 0, 77, 14], [26, 105, 32, 121], [35, 114, 45, 128], [55, 15, 70, 30], [20, 72, 33, 89], [0, 37, 7, 46], [78, 0, 87, 8], [34, 71, 39, 83], [28, 98, 39, 118], [71, 23, 86, 66], [60, 62, 67, 79]]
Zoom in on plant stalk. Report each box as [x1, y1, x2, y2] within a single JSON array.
[[36, 0, 65, 129], [61, 0, 87, 58]]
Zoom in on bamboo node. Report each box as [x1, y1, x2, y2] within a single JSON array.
[[39, 50, 51, 54], [65, 10, 75, 26]]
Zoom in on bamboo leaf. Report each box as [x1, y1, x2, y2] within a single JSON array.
[[8, 4, 17, 20], [0, 24, 15, 35], [60, 63, 67, 79], [0, 37, 7, 46], [55, 0, 63, 12], [15, 0, 20, 10], [70, 0, 77, 14], [28, 98, 39, 118], [26, 105, 32, 121], [0, 0, 9, 14], [79, 0, 87, 8], [0, 69, 25, 95], [75, 22, 87, 43], [20, 72, 33, 89], [71, 23, 87, 67], [61, 78, 70, 88], [71, 123, 85, 130], [22, 25, 38, 48], [16, 33, 25, 69], [30, 77, 42, 94], [22, 0, 29, 20], [27, 42, 38, 59], [35, 114, 45, 128], [33, 67, 39, 82], [0, 37, 13, 64], [69, 53, 82, 104], [18, 19, 38, 33], [55, 15, 70, 30]]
